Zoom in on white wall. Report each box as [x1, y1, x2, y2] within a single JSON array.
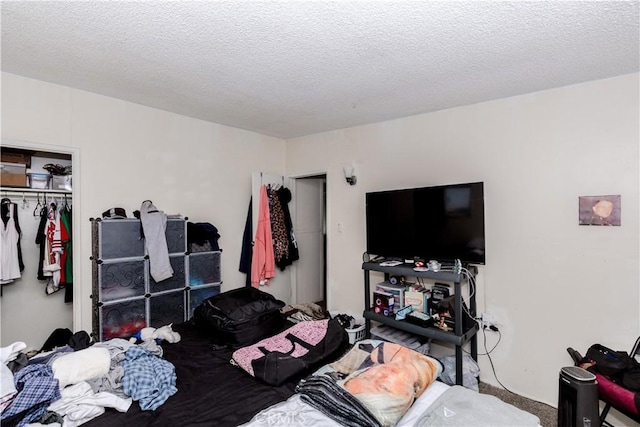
[[285, 73, 640, 410], [1, 72, 286, 346], [2, 71, 638, 418]]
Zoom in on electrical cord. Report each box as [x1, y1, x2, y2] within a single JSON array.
[[464, 326, 501, 356], [482, 327, 516, 395], [434, 263, 477, 320], [472, 326, 551, 405], [412, 261, 520, 397]]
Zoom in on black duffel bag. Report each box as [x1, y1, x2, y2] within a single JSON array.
[[232, 318, 349, 386], [585, 343, 637, 383]]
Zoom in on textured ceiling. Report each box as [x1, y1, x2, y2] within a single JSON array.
[[2, 1, 639, 139]]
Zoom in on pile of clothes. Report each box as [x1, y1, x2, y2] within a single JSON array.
[[1, 325, 180, 427], [281, 303, 329, 323]]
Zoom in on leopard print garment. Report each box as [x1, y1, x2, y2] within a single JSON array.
[[268, 187, 289, 264]]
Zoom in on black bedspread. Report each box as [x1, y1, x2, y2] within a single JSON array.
[[85, 322, 298, 427]]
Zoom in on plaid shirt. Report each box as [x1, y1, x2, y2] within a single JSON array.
[[1, 364, 61, 427], [122, 346, 177, 411]]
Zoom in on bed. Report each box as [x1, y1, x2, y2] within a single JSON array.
[[3, 297, 540, 427], [82, 322, 539, 427], [243, 339, 540, 427], [84, 321, 301, 427]]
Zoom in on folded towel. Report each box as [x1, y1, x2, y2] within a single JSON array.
[[0, 341, 26, 364], [51, 347, 110, 389]]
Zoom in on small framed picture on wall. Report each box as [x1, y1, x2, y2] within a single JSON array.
[[578, 195, 621, 226]]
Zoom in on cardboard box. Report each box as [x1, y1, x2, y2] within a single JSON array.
[[1, 162, 27, 187], [1, 173, 27, 187], [1, 152, 30, 166], [404, 289, 430, 313]]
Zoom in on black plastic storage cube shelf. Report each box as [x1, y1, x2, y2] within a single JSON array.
[[149, 255, 186, 292], [189, 251, 221, 286], [165, 218, 186, 254], [98, 219, 145, 259], [150, 291, 186, 329], [92, 217, 221, 341], [100, 299, 146, 341], [97, 259, 146, 302]]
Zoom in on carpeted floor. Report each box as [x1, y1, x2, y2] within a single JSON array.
[[479, 382, 557, 427]]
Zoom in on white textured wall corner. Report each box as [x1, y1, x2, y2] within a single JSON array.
[[285, 73, 640, 410], [1, 72, 286, 346]]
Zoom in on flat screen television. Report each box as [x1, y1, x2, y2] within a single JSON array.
[[365, 182, 485, 264]]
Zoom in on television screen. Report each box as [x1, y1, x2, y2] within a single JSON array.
[[365, 182, 485, 264]]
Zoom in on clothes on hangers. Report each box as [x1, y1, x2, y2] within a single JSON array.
[[42, 201, 71, 294], [1, 198, 23, 284], [239, 198, 253, 287], [265, 185, 300, 272], [60, 204, 73, 303], [31, 199, 73, 295], [245, 182, 301, 286], [1, 198, 25, 273], [267, 186, 289, 267], [36, 204, 49, 281], [275, 186, 299, 271], [251, 185, 275, 287]]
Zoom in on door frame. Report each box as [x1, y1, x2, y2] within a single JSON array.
[[288, 171, 327, 307], [2, 138, 82, 330]]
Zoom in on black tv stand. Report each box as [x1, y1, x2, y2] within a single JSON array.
[[362, 261, 479, 386]]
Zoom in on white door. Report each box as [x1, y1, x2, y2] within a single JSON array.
[[292, 177, 325, 305], [251, 172, 292, 304]]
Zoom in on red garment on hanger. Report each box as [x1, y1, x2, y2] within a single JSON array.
[[251, 185, 275, 287]]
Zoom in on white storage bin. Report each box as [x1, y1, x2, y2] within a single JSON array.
[[51, 175, 72, 191], [27, 170, 51, 189], [346, 324, 366, 344], [1, 162, 26, 174], [330, 311, 366, 344]]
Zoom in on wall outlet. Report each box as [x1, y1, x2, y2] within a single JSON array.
[[481, 312, 497, 329]]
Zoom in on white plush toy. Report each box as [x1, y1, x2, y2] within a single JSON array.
[[131, 324, 181, 344]]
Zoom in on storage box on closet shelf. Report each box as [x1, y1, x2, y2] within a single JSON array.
[[330, 311, 366, 344]]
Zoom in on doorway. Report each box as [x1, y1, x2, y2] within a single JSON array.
[[291, 175, 326, 309], [250, 172, 326, 308]]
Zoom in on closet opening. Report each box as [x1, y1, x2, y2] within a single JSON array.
[[1, 140, 79, 352]]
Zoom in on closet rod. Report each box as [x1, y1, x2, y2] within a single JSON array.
[[1, 187, 72, 198]]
